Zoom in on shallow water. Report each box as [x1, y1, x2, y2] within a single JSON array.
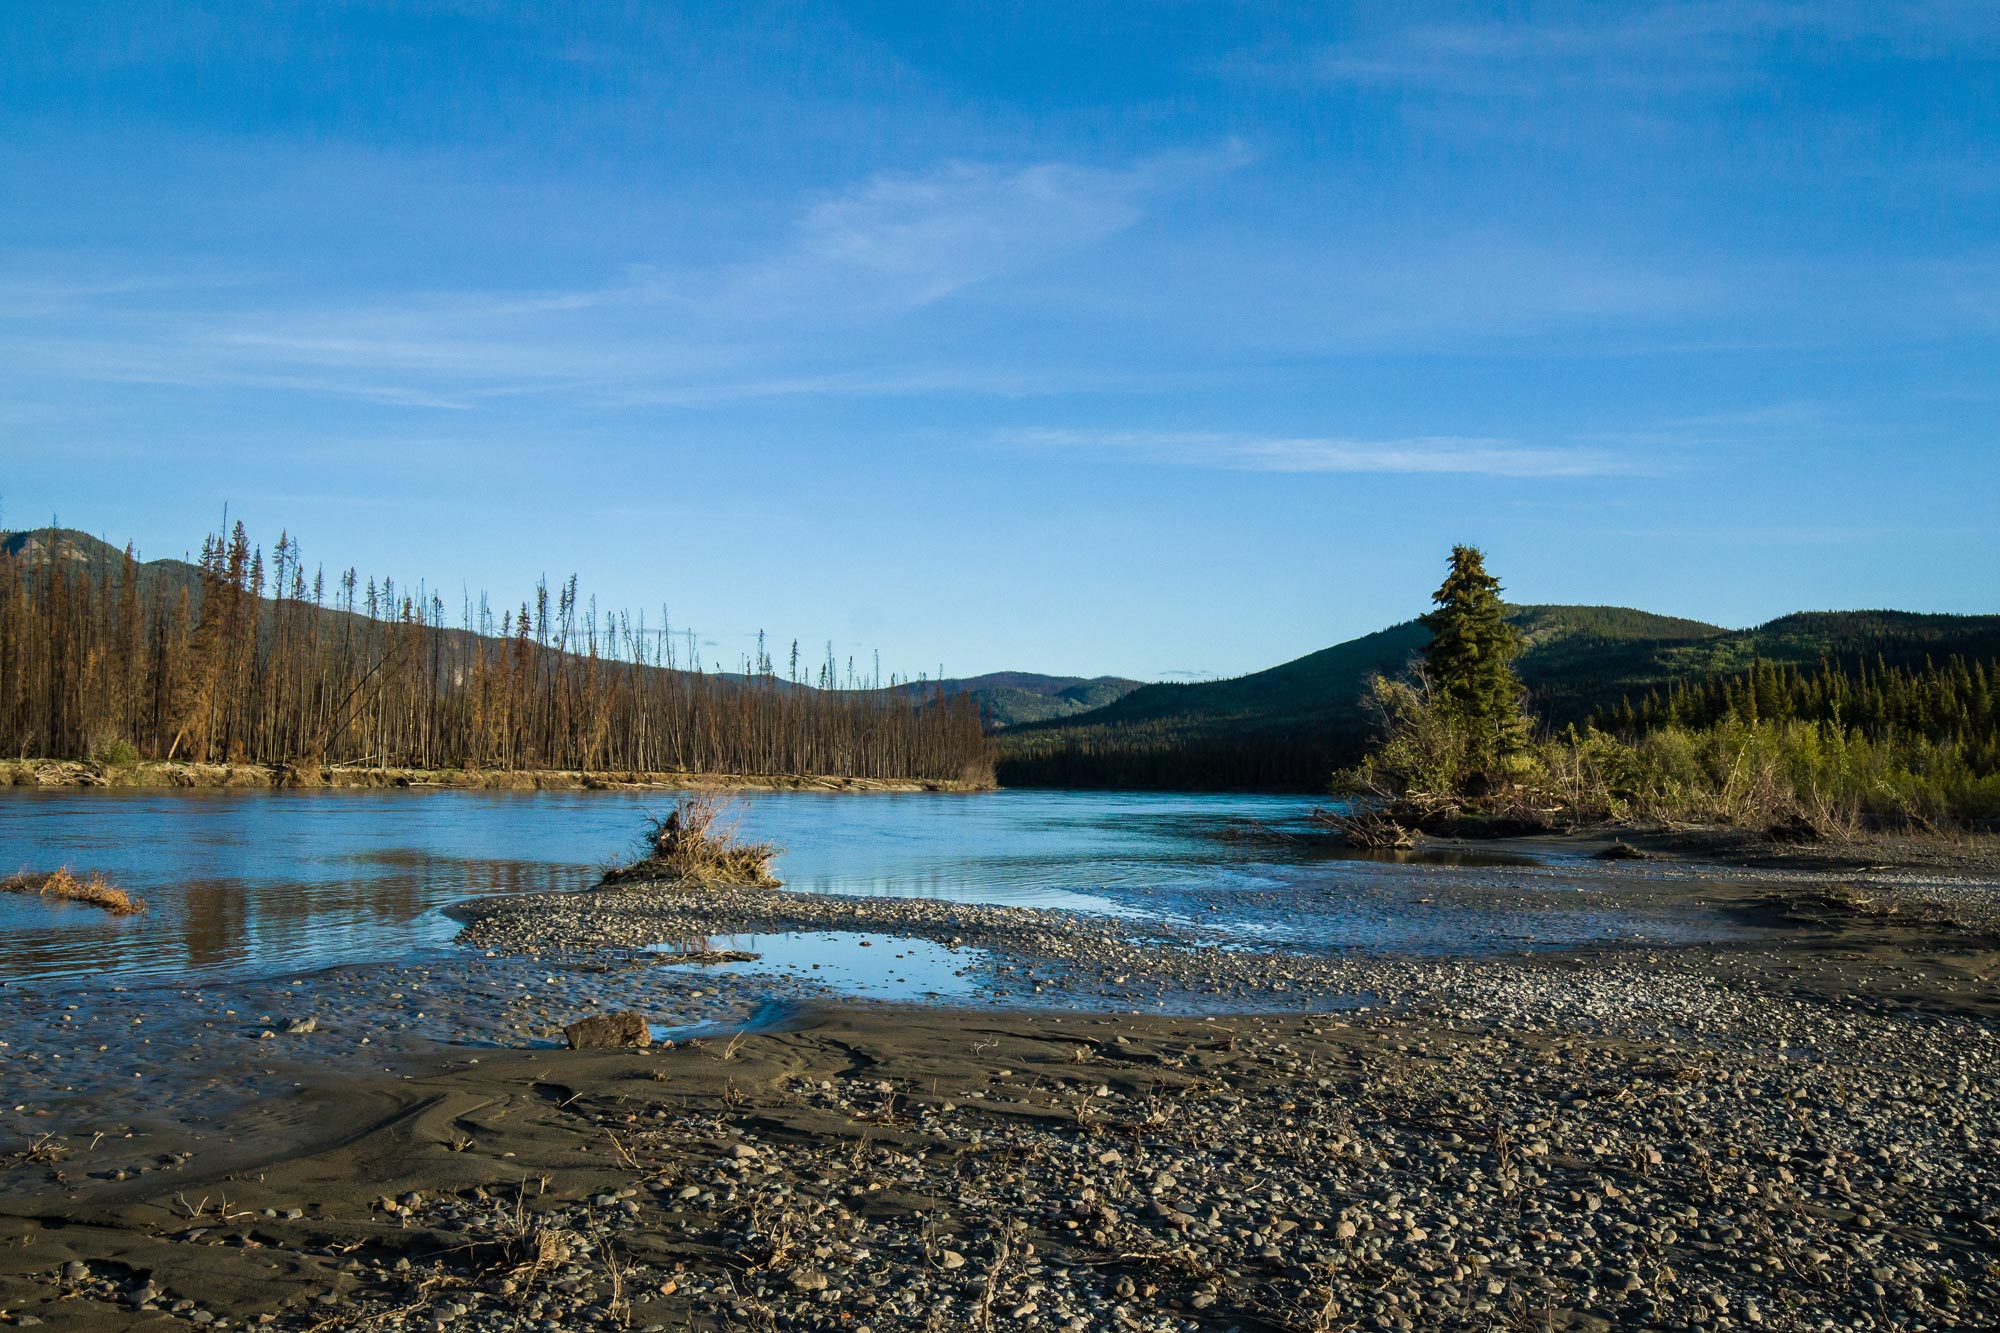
[[649, 931, 990, 999], [0, 787, 1319, 988], [0, 787, 1745, 997], [0, 787, 1786, 1128]]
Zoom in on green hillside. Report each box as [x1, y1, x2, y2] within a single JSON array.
[[996, 605, 2000, 790]]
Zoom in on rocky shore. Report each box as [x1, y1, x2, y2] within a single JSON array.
[[3, 847, 1998, 1331]]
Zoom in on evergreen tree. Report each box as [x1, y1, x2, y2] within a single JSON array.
[[1420, 544, 1529, 770]]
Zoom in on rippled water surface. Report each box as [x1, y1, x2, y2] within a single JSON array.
[[0, 788, 1321, 987], [0, 787, 1744, 993]]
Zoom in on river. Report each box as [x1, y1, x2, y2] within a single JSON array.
[[0, 786, 1738, 995]]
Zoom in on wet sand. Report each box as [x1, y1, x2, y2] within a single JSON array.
[[2, 842, 1998, 1331]]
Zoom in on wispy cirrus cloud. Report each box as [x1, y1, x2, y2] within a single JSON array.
[[1305, 6, 1759, 99], [0, 148, 1249, 411], [1008, 428, 1641, 478], [727, 145, 1251, 316], [1275, 2, 1997, 101]]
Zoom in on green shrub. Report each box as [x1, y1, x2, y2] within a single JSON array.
[[1536, 718, 1994, 831], [96, 738, 140, 768]]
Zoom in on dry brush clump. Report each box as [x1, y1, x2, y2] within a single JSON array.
[[1309, 804, 1418, 850], [1, 866, 145, 915], [602, 795, 779, 887]]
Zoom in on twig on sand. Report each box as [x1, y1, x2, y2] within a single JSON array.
[[602, 1239, 630, 1327], [973, 1233, 1012, 1333], [5, 1133, 68, 1167]]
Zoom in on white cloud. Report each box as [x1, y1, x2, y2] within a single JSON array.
[[1010, 429, 1639, 478], [1305, 6, 1755, 98], [731, 147, 1249, 315], [795, 163, 1145, 301]]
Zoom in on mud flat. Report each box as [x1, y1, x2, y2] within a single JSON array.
[[2, 851, 1998, 1330]]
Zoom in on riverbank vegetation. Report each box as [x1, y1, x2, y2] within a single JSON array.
[[0, 524, 991, 786], [993, 727, 1343, 791], [1335, 549, 2000, 839]]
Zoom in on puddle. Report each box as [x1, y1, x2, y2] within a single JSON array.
[[647, 931, 988, 999]]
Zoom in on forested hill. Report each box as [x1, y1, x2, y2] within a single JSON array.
[[0, 528, 1137, 728], [18, 526, 1992, 790], [1, 527, 206, 605], [895, 673, 1144, 727], [995, 605, 2000, 790]]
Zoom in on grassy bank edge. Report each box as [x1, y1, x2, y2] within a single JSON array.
[[0, 758, 992, 795]]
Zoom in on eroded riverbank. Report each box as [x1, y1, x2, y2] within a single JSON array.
[[0, 758, 987, 794]]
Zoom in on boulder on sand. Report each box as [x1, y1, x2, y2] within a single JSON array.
[[563, 1011, 652, 1050]]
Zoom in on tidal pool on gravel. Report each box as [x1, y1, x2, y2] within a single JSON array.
[[648, 931, 989, 999]]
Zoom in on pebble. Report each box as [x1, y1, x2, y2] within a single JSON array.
[[8, 849, 1999, 1330]]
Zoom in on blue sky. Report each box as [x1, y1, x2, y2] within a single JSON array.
[[2, 2, 1995, 681]]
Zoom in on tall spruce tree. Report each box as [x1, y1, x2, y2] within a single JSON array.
[[1420, 545, 1529, 770]]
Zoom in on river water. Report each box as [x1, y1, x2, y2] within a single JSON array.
[[0, 787, 1737, 995]]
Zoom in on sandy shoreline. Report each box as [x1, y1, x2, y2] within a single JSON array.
[[2, 838, 1998, 1330]]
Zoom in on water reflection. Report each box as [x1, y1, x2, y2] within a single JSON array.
[[0, 787, 1322, 988], [0, 788, 1732, 992], [649, 932, 989, 999]]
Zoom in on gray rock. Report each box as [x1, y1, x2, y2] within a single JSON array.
[[564, 1010, 652, 1049]]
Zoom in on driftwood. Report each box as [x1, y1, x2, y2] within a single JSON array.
[[1311, 805, 1418, 850]]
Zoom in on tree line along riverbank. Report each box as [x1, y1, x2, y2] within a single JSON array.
[[0, 757, 987, 793], [0, 523, 992, 787], [1325, 547, 2000, 841]]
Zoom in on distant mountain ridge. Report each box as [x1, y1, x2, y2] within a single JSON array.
[[995, 604, 2000, 789], [895, 673, 1144, 727], [1, 527, 206, 604], [14, 527, 1993, 787]]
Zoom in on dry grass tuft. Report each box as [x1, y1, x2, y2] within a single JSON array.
[[2, 866, 145, 915], [602, 795, 778, 888], [504, 1223, 582, 1278], [6, 1133, 69, 1166]]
